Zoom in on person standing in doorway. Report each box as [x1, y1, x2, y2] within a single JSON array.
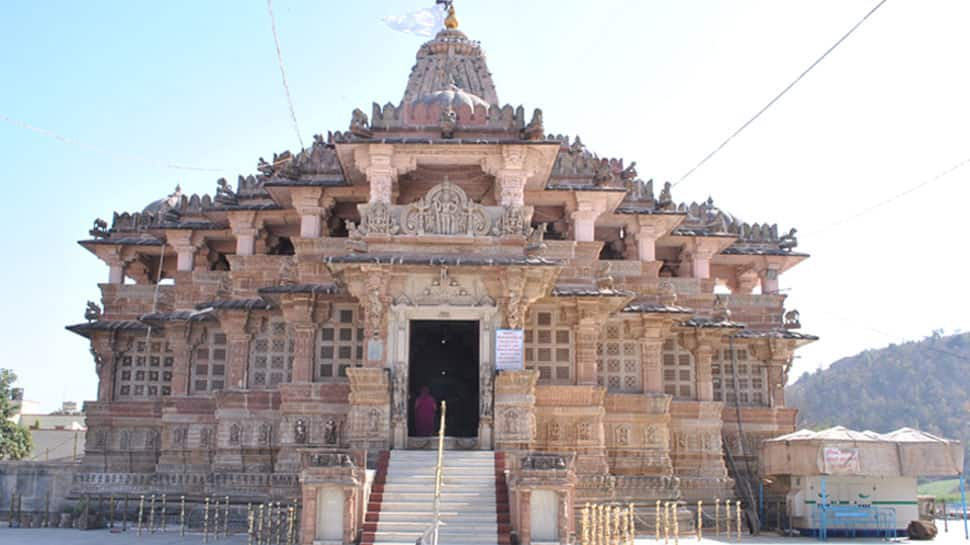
[[414, 386, 438, 436]]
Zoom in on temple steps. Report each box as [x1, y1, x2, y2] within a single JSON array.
[[363, 449, 507, 545]]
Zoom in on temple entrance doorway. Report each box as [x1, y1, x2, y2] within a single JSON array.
[[408, 320, 480, 439]]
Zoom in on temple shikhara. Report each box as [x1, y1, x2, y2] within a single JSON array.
[[68, 8, 815, 545]]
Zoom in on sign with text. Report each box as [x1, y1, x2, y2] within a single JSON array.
[[822, 447, 861, 475], [495, 329, 524, 370]]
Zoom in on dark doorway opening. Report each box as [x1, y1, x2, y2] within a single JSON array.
[[408, 320, 479, 438]]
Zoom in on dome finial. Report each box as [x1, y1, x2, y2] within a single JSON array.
[[444, 3, 459, 29]]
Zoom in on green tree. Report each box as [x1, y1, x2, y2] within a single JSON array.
[[0, 369, 32, 460]]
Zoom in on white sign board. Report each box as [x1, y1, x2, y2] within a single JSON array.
[[822, 447, 861, 475], [495, 329, 524, 370]]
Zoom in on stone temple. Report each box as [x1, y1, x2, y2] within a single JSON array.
[[68, 9, 816, 545]]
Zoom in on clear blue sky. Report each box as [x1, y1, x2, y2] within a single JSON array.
[[2, 1, 968, 411]]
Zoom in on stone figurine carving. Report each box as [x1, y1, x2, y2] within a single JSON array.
[[402, 180, 490, 236], [146, 430, 159, 450], [522, 108, 544, 140], [258, 423, 272, 445], [480, 370, 493, 418], [367, 409, 381, 434], [779, 228, 798, 251], [349, 108, 372, 138], [713, 295, 732, 321], [784, 309, 801, 329], [89, 218, 109, 239], [324, 418, 339, 445], [657, 181, 674, 210], [84, 301, 102, 323], [294, 419, 308, 445], [521, 453, 567, 470], [214, 177, 238, 206], [440, 107, 457, 138], [229, 423, 241, 445], [392, 371, 407, 418]]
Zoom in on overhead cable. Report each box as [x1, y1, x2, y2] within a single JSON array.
[[0, 114, 223, 172], [266, 0, 305, 151], [675, 0, 889, 186], [805, 154, 970, 236]]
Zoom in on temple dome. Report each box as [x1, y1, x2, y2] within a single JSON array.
[[402, 28, 499, 107]]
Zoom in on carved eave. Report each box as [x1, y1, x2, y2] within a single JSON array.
[[712, 251, 808, 275], [599, 209, 687, 237], [78, 237, 163, 258], [65, 319, 148, 339], [658, 232, 738, 257], [732, 328, 819, 349], [262, 177, 353, 210]]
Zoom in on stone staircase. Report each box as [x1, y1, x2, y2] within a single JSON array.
[[363, 449, 511, 545]]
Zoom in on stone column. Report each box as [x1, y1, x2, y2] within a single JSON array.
[[694, 344, 714, 401], [641, 339, 663, 393], [108, 261, 126, 284], [692, 248, 714, 280], [366, 144, 396, 204], [570, 209, 599, 243], [228, 211, 262, 256], [574, 318, 601, 386], [219, 314, 251, 390], [292, 324, 316, 382], [519, 490, 533, 545], [767, 360, 786, 407], [166, 231, 199, 273], [496, 146, 528, 207], [637, 224, 660, 262], [362, 270, 388, 368], [97, 247, 129, 284], [761, 266, 780, 294], [167, 325, 192, 396], [91, 335, 115, 402]]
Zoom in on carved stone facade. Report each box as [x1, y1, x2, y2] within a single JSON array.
[[69, 15, 814, 545]]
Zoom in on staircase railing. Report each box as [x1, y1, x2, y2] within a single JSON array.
[[422, 400, 447, 545]]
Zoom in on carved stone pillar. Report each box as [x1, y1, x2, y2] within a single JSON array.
[[366, 145, 396, 204], [292, 324, 316, 383], [574, 319, 601, 386], [694, 344, 714, 402], [228, 211, 262, 256], [166, 231, 200, 272], [570, 209, 599, 243], [692, 248, 714, 280], [496, 146, 527, 207], [167, 324, 192, 396], [761, 266, 780, 295], [767, 361, 786, 407], [346, 368, 390, 451], [362, 270, 388, 368], [219, 313, 252, 390], [641, 339, 663, 393], [637, 224, 660, 262], [494, 369, 538, 453], [90, 335, 115, 402]]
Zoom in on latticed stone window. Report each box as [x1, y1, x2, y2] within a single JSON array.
[[712, 347, 768, 406], [315, 306, 364, 380], [524, 308, 572, 384], [597, 323, 642, 392], [662, 339, 695, 399], [116, 336, 174, 399], [192, 328, 227, 394], [249, 318, 294, 389]]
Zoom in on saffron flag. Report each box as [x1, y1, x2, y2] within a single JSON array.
[[381, 2, 449, 37]]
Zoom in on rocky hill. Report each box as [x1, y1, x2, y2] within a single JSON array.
[[786, 331, 970, 473]]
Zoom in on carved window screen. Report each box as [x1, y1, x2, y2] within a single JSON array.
[[315, 306, 364, 381], [116, 336, 174, 399], [597, 323, 642, 392], [662, 339, 695, 399], [712, 347, 767, 406], [192, 328, 227, 394], [524, 309, 572, 384], [249, 318, 294, 389]]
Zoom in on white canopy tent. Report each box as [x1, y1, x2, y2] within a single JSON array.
[[760, 426, 966, 539]]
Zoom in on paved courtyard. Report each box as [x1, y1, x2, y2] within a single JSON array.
[[1, 523, 968, 545]]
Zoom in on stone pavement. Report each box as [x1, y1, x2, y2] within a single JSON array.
[[1, 523, 968, 545]]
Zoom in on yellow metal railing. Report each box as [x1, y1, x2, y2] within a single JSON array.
[[431, 401, 447, 545]]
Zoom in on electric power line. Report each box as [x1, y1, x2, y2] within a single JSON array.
[[675, 0, 889, 186], [266, 0, 305, 151], [804, 154, 970, 236], [0, 114, 223, 172]]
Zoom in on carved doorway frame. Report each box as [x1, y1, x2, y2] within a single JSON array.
[[388, 303, 498, 450]]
